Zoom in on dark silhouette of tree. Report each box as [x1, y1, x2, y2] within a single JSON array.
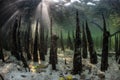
[[82, 23, 88, 58], [115, 34, 120, 64], [118, 34, 120, 64], [115, 35, 118, 61], [49, 17, 59, 70], [30, 38, 34, 58], [86, 21, 97, 64], [11, 18, 20, 60], [44, 30, 49, 55], [101, 14, 110, 71], [23, 8, 32, 61], [17, 16, 30, 72], [91, 14, 120, 67], [50, 34, 59, 70], [39, 3, 45, 61], [49, 17, 53, 64], [0, 34, 4, 62], [39, 23, 45, 61], [25, 21, 32, 60], [73, 10, 82, 75], [17, 16, 22, 60], [33, 20, 39, 62]]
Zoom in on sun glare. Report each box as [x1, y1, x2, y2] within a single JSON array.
[[52, 0, 60, 2]]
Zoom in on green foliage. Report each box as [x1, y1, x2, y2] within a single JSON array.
[[109, 14, 120, 29]]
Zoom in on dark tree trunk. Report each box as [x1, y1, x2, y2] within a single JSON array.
[[44, 30, 48, 55], [39, 24, 45, 61], [67, 31, 73, 50], [101, 14, 110, 71], [73, 10, 82, 75], [0, 44, 4, 62], [60, 30, 64, 51], [33, 20, 39, 62], [115, 35, 118, 62], [30, 38, 34, 58], [25, 22, 32, 60], [11, 18, 20, 60], [115, 34, 120, 64], [50, 35, 58, 70], [23, 8, 32, 60], [49, 17, 53, 64], [0, 35, 4, 62], [0, 25, 4, 62], [49, 17, 58, 70], [17, 16, 29, 71], [39, 3, 45, 61], [118, 34, 120, 64], [17, 16, 22, 61], [82, 23, 88, 58], [86, 21, 97, 64]]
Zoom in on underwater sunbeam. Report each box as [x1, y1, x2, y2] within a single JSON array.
[[35, 0, 50, 30]]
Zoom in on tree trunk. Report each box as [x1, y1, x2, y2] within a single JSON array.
[[25, 22, 32, 60], [39, 3, 45, 61], [17, 16, 22, 61], [118, 34, 120, 64], [115, 34, 120, 64], [0, 25, 4, 62], [50, 35, 58, 70], [86, 21, 97, 64], [73, 10, 82, 75], [33, 20, 39, 62], [39, 23, 45, 61], [17, 16, 29, 71], [11, 18, 20, 60], [44, 30, 48, 55], [82, 23, 88, 58], [115, 35, 118, 62], [101, 14, 110, 71], [49, 17, 58, 70], [0, 35, 4, 62], [49, 17, 53, 64]]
